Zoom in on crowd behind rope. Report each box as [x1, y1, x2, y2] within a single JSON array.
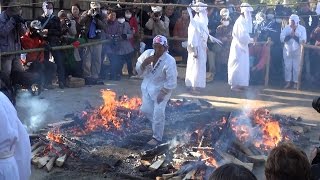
[[0, 0, 320, 98]]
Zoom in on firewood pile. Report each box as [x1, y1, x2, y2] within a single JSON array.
[[29, 91, 318, 179]]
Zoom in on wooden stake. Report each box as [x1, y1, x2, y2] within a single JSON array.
[[297, 45, 305, 90], [37, 156, 50, 168], [31, 145, 44, 159], [149, 156, 166, 171], [55, 154, 67, 167], [45, 156, 58, 172], [31, 142, 42, 151]]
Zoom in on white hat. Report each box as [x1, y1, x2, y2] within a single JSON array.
[[220, 8, 229, 17], [90, 2, 101, 9], [191, 2, 207, 13], [153, 35, 168, 47], [151, 6, 162, 13], [289, 14, 300, 24], [240, 3, 253, 13]]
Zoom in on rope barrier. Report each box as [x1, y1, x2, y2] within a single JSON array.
[[78, 0, 320, 9]]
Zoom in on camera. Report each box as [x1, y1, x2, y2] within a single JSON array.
[[154, 12, 161, 18], [64, 18, 71, 28], [312, 97, 320, 113]]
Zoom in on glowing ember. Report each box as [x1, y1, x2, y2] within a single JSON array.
[[200, 150, 218, 167], [47, 129, 63, 144], [231, 108, 283, 150]]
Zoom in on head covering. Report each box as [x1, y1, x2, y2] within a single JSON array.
[[6, 1, 21, 15], [220, 8, 229, 18], [90, 1, 101, 9], [316, 2, 320, 15], [191, 2, 207, 13], [289, 14, 300, 25], [240, 3, 253, 13], [255, 12, 266, 23], [153, 35, 168, 47], [30, 20, 42, 30], [151, 6, 162, 13]]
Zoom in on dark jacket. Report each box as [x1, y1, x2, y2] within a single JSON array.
[[0, 11, 26, 52], [79, 10, 107, 41], [37, 14, 62, 45]]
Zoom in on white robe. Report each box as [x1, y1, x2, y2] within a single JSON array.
[[0, 92, 31, 180], [228, 15, 253, 87], [280, 24, 306, 83], [185, 10, 209, 88], [135, 49, 177, 141]]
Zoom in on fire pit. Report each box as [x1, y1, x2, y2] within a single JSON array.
[[29, 90, 316, 179]]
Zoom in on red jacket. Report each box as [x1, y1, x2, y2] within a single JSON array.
[[128, 17, 139, 47], [20, 32, 45, 63]]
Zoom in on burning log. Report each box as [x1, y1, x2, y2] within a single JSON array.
[[45, 156, 58, 172], [215, 149, 253, 171], [55, 154, 67, 167], [37, 156, 50, 168], [233, 140, 254, 156], [31, 145, 45, 159], [247, 155, 268, 163], [31, 141, 42, 151], [47, 120, 74, 128], [192, 147, 215, 151], [141, 142, 170, 160]]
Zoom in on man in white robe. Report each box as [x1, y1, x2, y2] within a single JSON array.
[[136, 35, 177, 146], [0, 92, 31, 180], [280, 14, 306, 89], [228, 3, 254, 92], [185, 2, 209, 94]]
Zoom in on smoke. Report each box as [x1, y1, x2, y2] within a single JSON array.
[[16, 91, 49, 132]]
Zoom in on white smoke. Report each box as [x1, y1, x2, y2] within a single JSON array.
[[16, 91, 49, 132]]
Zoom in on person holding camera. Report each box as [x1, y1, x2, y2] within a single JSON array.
[[145, 6, 170, 37], [37, 1, 66, 89], [79, 2, 107, 84], [0, 1, 26, 79]]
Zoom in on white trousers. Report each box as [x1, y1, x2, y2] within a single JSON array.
[[140, 92, 170, 142], [283, 49, 301, 83], [0, 157, 19, 180]]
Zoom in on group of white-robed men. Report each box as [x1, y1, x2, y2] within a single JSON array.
[[0, 1, 307, 178]]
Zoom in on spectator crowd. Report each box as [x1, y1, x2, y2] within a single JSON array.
[[0, 0, 320, 98]]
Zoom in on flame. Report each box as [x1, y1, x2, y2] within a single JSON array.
[[84, 90, 142, 133], [200, 150, 218, 167], [231, 108, 282, 151], [47, 129, 63, 144]]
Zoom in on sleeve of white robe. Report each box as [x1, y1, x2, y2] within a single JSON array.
[[136, 49, 154, 77], [280, 26, 290, 43], [163, 56, 178, 91], [0, 93, 31, 180]]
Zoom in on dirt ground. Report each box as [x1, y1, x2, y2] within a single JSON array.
[[16, 76, 320, 180]]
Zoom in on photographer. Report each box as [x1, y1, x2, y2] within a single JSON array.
[[145, 6, 170, 37], [37, 1, 66, 89], [0, 1, 26, 79], [79, 1, 106, 84], [58, 10, 82, 78], [20, 20, 57, 90]]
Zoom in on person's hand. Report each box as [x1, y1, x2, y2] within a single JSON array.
[[149, 12, 154, 18], [42, 29, 49, 35], [88, 9, 94, 16], [143, 55, 156, 66], [157, 90, 166, 104]]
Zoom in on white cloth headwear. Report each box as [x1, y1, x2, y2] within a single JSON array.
[[220, 8, 229, 18], [42, 1, 48, 12], [191, 2, 207, 13], [153, 35, 168, 47], [151, 6, 162, 13], [240, 3, 253, 34], [316, 2, 320, 15], [289, 14, 300, 26], [240, 3, 253, 13], [90, 1, 101, 9]]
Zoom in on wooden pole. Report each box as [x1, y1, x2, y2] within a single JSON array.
[[297, 45, 305, 90], [264, 44, 271, 87]]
